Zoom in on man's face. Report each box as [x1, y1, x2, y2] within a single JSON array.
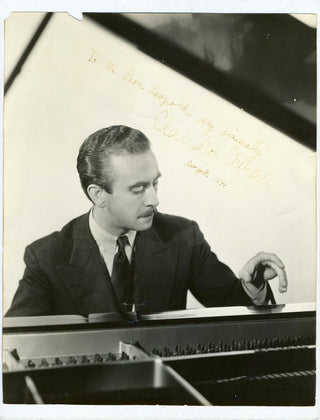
[[100, 150, 161, 236]]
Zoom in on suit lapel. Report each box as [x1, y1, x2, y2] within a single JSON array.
[[133, 226, 176, 313], [55, 213, 178, 315], [55, 213, 119, 315]]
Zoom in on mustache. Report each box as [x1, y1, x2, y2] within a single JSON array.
[[139, 207, 157, 217]]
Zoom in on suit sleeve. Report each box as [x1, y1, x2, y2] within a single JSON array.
[[188, 221, 273, 307], [5, 245, 54, 317]]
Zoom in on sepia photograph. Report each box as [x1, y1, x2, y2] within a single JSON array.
[[1, 8, 317, 419]]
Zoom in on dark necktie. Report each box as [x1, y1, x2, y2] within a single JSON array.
[[111, 235, 132, 310]]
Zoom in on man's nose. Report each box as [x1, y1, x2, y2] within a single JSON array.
[[145, 185, 159, 208]]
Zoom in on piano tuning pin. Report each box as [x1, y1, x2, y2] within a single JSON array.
[[68, 356, 77, 364], [41, 358, 49, 367], [292, 336, 298, 346], [54, 357, 63, 366], [81, 355, 90, 364], [230, 340, 235, 351], [94, 353, 103, 363], [252, 338, 257, 349], [106, 352, 116, 361], [27, 359, 36, 368]]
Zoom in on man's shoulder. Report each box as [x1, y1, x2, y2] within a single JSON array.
[[28, 212, 89, 252], [152, 211, 196, 240], [153, 211, 194, 228]]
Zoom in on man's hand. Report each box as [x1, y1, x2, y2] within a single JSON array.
[[239, 252, 288, 293]]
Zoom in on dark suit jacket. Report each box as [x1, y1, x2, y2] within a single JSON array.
[[6, 212, 266, 317]]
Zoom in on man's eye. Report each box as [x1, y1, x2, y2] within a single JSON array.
[[132, 186, 145, 194]]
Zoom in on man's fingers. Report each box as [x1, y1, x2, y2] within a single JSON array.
[[239, 252, 288, 293], [251, 252, 285, 270], [262, 261, 288, 293], [239, 268, 252, 283]]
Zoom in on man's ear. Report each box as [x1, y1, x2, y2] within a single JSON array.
[[87, 184, 107, 207]]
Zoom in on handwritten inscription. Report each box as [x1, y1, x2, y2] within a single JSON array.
[[197, 116, 214, 135], [154, 110, 218, 158], [88, 48, 99, 64], [89, 48, 118, 74], [102, 60, 117, 74], [87, 47, 273, 190], [184, 160, 227, 188], [122, 70, 144, 90], [148, 84, 193, 116], [185, 160, 209, 177], [223, 148, 270, 189], [222, 129, 264, 157]]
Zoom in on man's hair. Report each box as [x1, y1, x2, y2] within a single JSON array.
[[77, 125, 151, 199]]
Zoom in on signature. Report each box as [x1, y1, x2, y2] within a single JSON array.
[[223, 148, 271, 189], [153, 110, 218, 158]]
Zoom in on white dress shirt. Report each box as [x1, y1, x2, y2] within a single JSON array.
[[89, 209, 136, 277]]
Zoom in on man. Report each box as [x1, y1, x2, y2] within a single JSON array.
[[6, 125, 287, 317]]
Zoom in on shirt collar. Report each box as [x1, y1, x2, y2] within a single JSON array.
[[89, 209, 137, 253]]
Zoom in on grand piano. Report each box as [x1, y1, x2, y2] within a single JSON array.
[[3, 303, 316, 406], [3, 11, 316, 409]]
